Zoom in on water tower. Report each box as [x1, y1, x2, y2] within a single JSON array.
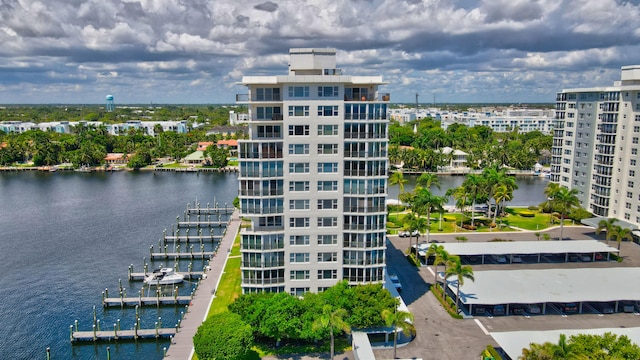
[[106, 95, 115, 112]]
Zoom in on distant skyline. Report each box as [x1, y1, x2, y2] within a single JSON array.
[[1, 0, 639, 104]]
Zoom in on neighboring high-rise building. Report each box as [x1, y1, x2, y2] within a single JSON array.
[[551, 65, 640, 225], [236, 48, 389, 295]]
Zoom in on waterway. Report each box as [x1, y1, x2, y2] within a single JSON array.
[[0, 171, 546, 359], [0, 171, 237, 360]]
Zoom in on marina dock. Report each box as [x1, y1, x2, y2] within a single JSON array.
[[185, 206, 235, 215], [162, 235, 221, 243], [72, 328, 177, 342], [150, 251, 215, 260], [176, 220, 226, 228], [128, 271, 204, 281], [103, 296, 192, 307]]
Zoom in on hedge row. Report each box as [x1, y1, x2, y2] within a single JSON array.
[[430, 284, 463, 319]]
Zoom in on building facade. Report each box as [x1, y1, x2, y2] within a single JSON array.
[[551, 65, 640, 225], [236, 48, 389, 294]]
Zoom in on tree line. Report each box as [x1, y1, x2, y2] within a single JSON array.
[[0, 124, 233, 168], [390, 118, 552, 171]]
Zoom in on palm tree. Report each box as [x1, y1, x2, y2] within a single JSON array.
[[416, 172, 440, 191], [520, 342, 554, 360], [413, 188, 445, 243], [445, 258, 475, 314], [462, 174, 484, 228], [426, 244, 444, 284], [449, 186, 468, 230], [492, 183, 513, 226], [389, 170, 408, 221], [312, 305, 351, 360], [534, 232, 541, 241], [408, 215, 428, 257], [596, 218, 618, 243], [547, 186, 580, 241], [436, 249, 460, 301], [381, 309, 416, 359], [611, 225, 633, 253]]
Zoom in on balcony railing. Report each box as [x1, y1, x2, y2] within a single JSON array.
[[242, 277, 285, 285]]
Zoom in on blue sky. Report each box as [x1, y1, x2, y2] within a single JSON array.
[[1, 0, 639, 104]]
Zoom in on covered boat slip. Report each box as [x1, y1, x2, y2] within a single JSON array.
[[451, 267, 640, 316], [491, 327, 640, 360], [416, 240, 618, 264]]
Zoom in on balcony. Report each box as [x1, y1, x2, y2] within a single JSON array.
[[236, 94, 283, 103], [242, 277, 285, 285]]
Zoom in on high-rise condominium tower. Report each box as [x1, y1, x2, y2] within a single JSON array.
[[552, 65, 640, 226], [236, 48, 389, 295]]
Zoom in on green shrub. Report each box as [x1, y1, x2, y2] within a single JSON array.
[[406, 253, 420, 267], [430, 284, 463, 319], [194, 312, 254, 360], [519, 211, 535, 217], [486, 345, 503, 360], [386, 221, 397, 228]]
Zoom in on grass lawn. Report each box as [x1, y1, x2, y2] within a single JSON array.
[[206, 234, 242, 317]]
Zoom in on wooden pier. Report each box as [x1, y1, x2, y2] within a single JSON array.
[[71, 328, 177, 342], [103, 296, 192, 307], [128, 271, 204, 281], [150, 251, 215, 260], [162, 235, 221, 243], [185, 207, 235, 215], [176, 220, 227, 228]]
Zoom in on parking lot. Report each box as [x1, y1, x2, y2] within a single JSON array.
[[379, 226, 640, 360]]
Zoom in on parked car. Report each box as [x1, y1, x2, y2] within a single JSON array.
[[563, 303, 579, 314], [411, 230, 420, 237], [511, 305, 525, 315], [622, 301, 636, 313], [473, 306, 487, 315], [512, 255, 523, 263], [526, 304, 541, 314], [579, 254, 592, 262], [492, 305, 506, 316], [389, 274, 402, 292], [595, 253, 604, 261], [398, 231, 410, 238], [596, 303, 614, 314], [492, 255, 507, 263], [568, 254, 579, 262]]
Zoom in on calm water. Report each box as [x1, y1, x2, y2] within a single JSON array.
[[0, 171, 545, 359], [387, 174, 550, 206], [0, 171, 238, 360]]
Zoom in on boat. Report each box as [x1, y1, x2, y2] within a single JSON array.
[[143, 268, 184, 286]]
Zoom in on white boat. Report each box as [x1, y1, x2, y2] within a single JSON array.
[[144, 268, 184, 286]]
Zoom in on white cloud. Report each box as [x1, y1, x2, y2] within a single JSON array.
[[0, 0, 638, 103]]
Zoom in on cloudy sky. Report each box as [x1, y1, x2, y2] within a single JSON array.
[[1, 0, 639, 104]]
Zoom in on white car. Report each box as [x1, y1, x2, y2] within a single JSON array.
[[389, 274, 402, 292], [512, 255, 523, 263]]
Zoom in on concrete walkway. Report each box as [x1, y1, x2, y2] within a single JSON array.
[[164, 209, 241, 359]]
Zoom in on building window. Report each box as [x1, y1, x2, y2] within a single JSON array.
[[318, 124, 338, 136], [318, 252, 338, 262], [289, 125, 309, 136], [318, 217, 338, 227], [289, 181, 309, 192], [290, 253, 309, 263], [629, 181, 635, 188], [627, 192, 633, 199], [318, 105, 339, 117], [288, 144, 309, 155], [318, 234, 338, 245], [318, 181, 338, 191], [318, 162, 338, 173], [318, 269, 338, 279], [290, 287, 309, 296], [289, 199, 309, 210], [633, 149, 638, 155], [632, 160, 637, 166], [288, 106, 310, 117], [634, 137, 639, 144], [290, 270, 310, 280], [256, 107, 282, 120], [318, 86, 339, 97], [256, 87, 281, 101], [289, 217, 310, 228], [288, 86, 309, 98], [318, 199, 338, 210], [626, 202, 632, 209], [290, 235, 310, 245], [289, 163, 309, 173], [631, 170, 636, 177], [625, 213, 631, 220], [318, 144, 339, 155]]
